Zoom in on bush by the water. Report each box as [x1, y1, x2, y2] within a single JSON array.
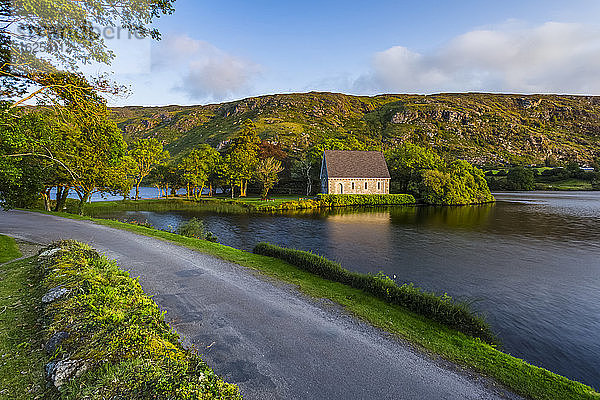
[[253, 242, 495, 343], [41, 241, 240, 399], [176, 217, 218, 242], [385, 143, 494, 205], [317, 194, 415, 207]]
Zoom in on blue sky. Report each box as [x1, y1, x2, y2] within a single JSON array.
[[95, 0, 600, 106]]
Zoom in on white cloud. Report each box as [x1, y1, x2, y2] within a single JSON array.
[[152, 34, 260, 101], [357, 22, 600, 94]]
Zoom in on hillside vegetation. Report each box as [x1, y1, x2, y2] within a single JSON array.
[[111, 92, 600, 165]]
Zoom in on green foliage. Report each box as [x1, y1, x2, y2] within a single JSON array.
[[419, 160, 495, 205], [385, 142, 445, 193], [176, 217, 218, 242], [385, 143, 494, 204], [42, 241, 239, 399], [128, 138, 169, 199], [0, 104, 60, 209], [3, 0, 174, 101], [253, 157, 284, 199], [507, 166, 536, 191], [221, 120, 261, 197], [317, 194, 415, 206], [178, 144, 219, 199], [253, 242, 495, 343]]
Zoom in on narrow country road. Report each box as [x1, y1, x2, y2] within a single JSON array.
[[1, 210, 520, 400]]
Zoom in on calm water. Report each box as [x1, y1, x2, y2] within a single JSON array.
[[98, 192, 600, 388]]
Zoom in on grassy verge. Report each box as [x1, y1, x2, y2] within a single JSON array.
[[253, 242, 494, 343], [22, 210, 600, 399], [39, 241, 240, 399], [0, 234, 22, 263], [0, 257, 48, 399]]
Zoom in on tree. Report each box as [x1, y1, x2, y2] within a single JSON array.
[[128, 138, 169, 200], [418, 161, 494, 205], [178, 144, 219, 199], [2, 0, 175, 103], [506, 166, 535, 191], [222, 121, 260, 197], [291, 145, 322, 196], [254, 157, 284, 200], [385, 143, 444, 194]]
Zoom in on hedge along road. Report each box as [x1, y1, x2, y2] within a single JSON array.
[[0, 210, 521, 400]]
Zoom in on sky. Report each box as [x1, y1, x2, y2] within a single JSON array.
[[88, 0, 600, 106]]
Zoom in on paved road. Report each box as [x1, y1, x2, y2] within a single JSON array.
[[1, 210, 520, 400]]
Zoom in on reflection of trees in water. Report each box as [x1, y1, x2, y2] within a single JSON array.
[[389, 204, 494, 230], [385, 202, 600, 244]]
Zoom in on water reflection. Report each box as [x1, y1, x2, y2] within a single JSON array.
[[98, 192, 600, 389]]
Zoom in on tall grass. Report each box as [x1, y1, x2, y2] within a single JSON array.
[[253, 242, 495, 343]]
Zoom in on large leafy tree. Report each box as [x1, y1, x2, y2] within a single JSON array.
[[128, 138, 169, 200], [385, 142, 444, 194], [178, 144, 219, 199], [254, 157, 284, 200], [1, 1, 174, 210], [222, 121, 260, 197], [2, 0, 175, 103]]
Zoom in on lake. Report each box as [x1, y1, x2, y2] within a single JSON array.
[[96, 191, 600, 389]]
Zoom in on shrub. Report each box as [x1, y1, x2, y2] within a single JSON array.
[[176, 217, 218, 242], [506, 166, 535, 190], [317, 194, 415, 207], [253, 242, 495, 344], [41, 241, 240, 399]]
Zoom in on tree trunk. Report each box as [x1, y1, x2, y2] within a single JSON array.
[[77, 192, 90, 215], [135, 183, 140, 200], [208, 182, 213, 197], [54, 186, 69, 211], [187, 183, 190, 199], [42, 188, 52, 211], [230, 184, 235, 198], [306, 177, 312, 196]]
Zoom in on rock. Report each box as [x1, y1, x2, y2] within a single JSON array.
[[45, 358, 90, 388], [38, 248, 61, 258], [45, 331, 69, 355], [42, 287, 69, 304]]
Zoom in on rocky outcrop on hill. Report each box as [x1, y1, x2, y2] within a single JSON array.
[[110, 92, 600, 165]]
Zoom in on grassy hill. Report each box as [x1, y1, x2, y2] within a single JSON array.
[[110, 92, 600, 165]]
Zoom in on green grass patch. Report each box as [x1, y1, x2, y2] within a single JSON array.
[[535, 179, 594, 191], [47, 194, 415, 217], [0, 257, 48, 399], [0, 234, 22, 263], [253, 242, 494, 343], [41, 240, 241, 399], [23, 210, 600, 399]]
